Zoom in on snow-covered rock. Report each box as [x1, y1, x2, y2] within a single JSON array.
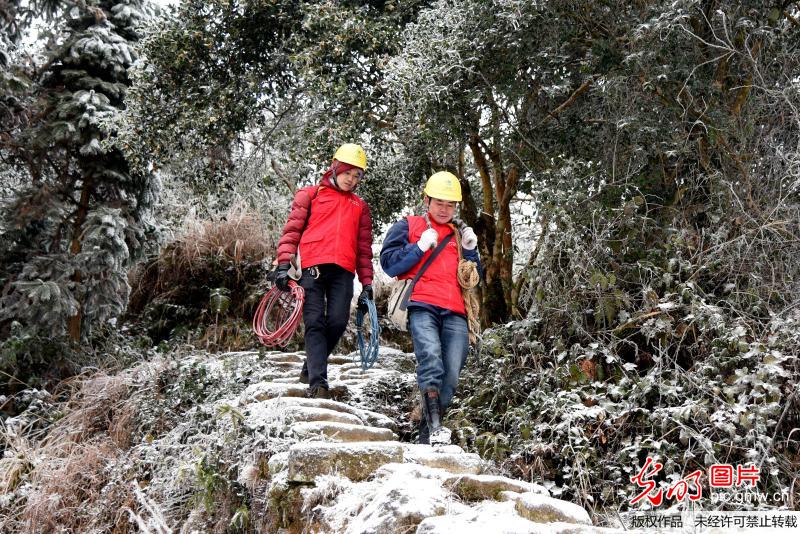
[[402, 443, 485, 474], [291, 421, 397, 442], [241, 381, 308, 401], [287, 441, 404, 482], [444, 473, 548, 501], [515, 491, 593, 525], [416, 500, 543, 533]]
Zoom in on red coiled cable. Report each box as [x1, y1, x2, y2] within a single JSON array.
[[252, 280, 305, 347]]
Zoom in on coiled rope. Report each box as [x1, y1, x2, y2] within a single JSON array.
[[453, 227, 481, 345], [356, 298, 381, 370], [252, 281, 305, 348]]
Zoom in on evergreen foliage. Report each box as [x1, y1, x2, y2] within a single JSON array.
[[0, 0, 157, 359]]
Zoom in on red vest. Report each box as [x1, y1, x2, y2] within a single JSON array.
[[299, 186, 363, 272], [400, 215, 465, 315]]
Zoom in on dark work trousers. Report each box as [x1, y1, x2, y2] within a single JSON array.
[[299, 263, 354, 390]]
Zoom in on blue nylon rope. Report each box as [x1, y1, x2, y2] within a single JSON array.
[[356, 298, 381, 370]]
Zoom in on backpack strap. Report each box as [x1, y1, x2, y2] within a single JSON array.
[[301, 185, 324, 234]]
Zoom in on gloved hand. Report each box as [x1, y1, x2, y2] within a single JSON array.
[[357, 285, 373, 313], [417, 228, 439, 252], [274, 263, 291, 292], [461, 226, 478, 250]]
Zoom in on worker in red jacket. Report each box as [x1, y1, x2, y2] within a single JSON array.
[[274, 144, 374, 399]]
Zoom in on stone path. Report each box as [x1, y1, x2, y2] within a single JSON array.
[[235, 349, 631, 533]]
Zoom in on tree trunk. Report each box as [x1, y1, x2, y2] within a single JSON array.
[[467, 136, 511, 325], [512, 212, 550, 317], [67, 179, 92, 343]]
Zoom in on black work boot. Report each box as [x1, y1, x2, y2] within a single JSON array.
[[418, 418, 430, 445], [422, 389, 451, 445], [299, 364, 309, 384], [307, 385, 330, 399]]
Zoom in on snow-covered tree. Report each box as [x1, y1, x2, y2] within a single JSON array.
[[0, 0, 157, 343], [122, 0, 428, 223]]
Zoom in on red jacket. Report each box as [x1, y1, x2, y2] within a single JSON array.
[[276, 176, 373, 285], [400, 215, 465, 314]]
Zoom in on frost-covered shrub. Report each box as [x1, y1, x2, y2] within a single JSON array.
[[452, 308, 800, 517], [127, 203, 276, 348]]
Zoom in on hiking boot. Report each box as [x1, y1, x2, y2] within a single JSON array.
[[418, 418, 430, 445], [307, 386, 330, 400], [422, 388, 450, 445], [299, 367, 309, 384]]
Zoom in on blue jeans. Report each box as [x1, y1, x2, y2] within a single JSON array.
[[407, 306, 469, 411]]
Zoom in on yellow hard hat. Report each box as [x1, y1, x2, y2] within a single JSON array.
[[333, 143, 367, 170], [424, 171, 462, 201]]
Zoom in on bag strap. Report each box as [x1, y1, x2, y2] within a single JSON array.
[[399, 232, 454, 310]]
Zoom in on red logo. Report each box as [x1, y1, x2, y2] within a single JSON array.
[[630, 458, 762, 506]]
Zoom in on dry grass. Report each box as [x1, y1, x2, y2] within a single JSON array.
[[198, 320, 254, 352], [146, 202, 273, 300], [45, 373, 131, 446], [170, 202, 274, 269], [1, 369, 146, 533], [23, 438, 124, 532], [0, 423, 36, 495], [127, 203, 274, 348]]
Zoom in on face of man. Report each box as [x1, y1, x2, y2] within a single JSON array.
[[427, 197, 457, 225], [336, 167, 363, 192]]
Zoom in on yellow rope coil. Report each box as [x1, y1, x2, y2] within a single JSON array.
[[453, 227, 481, 344]]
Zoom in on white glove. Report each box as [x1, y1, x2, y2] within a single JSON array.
[[417, 228, 439, 252], [461, 226, 478, 250]]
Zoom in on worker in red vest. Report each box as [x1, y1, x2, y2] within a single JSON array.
[[380, 171, 481, 444], [274, 144, 374, 399]]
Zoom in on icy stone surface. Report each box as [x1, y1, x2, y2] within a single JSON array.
[[515, 492, 593, 525], [281, 405, 365, 425], [291, 421, 396, 442], [241, 381, 308, 401], [444, 473, 549, 501], [416, 500, 543, 533], [287, 441, 404, 482], [249, 395, 396, 429], [313, 461, 471, 533], [402, 443, 485, 474]]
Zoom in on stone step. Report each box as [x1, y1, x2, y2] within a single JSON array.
[[416, 500, 543, 533], [282, 405, 364, 425], [328, 355, 354, 365], [245, 401, 366, 429], [338, 367, 393, 380], [241, 381, 307, 401], [287, 441, 404, 482], [443, 473, 548, 502], [515, 491, 592, 526], [290, 421, 396, 442], [270, 376, 303, 383], [417, 498, 616, 533], [401, 444, 484, 475], [268, 360, 304, 369], [261, 352, 305, 363], [340, 464, 468, 533], [252, 396, 395, 429]]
